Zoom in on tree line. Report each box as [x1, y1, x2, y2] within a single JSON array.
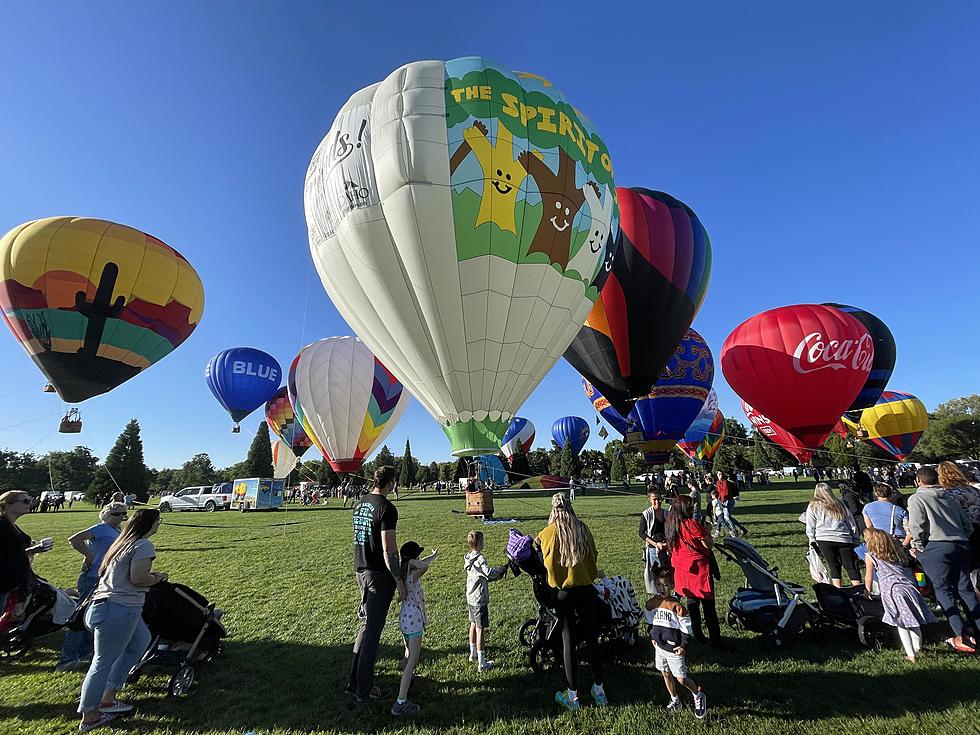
[[2, 394, 976, 500]]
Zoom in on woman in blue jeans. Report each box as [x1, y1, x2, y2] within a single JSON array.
[[79, 509, 166, 732], [56, 502, 127, 672]]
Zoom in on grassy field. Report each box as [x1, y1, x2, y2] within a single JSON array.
[[3, 481, 979, 735]]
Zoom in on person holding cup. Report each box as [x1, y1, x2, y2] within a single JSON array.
[[0, 491, 54, 616]]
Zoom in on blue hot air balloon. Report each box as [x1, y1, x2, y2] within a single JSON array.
[[552, 416, 590, 455], [474, 454, 509, 486], [206, 348, 283, 431], [583, 378, 637, 437]]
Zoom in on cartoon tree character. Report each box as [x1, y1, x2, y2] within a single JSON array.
[[453, 120, 528, 234], [518, 148, 586, 269], [565, 181, 612, 283]]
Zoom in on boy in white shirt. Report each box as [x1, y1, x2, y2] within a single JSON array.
[[463, 530, 508, 671]]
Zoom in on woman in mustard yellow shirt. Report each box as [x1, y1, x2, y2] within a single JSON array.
[[536, 492, 606, 711]]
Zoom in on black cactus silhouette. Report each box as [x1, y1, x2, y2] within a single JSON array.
[[74, 262, 125, 357]]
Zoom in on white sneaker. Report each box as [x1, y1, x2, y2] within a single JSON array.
[[478, 660, 494, 671]]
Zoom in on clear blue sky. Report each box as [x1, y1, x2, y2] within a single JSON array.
[[1, 3, 978, 470]]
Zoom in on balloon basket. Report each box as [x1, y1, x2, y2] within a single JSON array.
[[465, 489, 494, 518], [232, 424, 241, 434], [42, 384, 56, 393], [59, 408, 82, 434]]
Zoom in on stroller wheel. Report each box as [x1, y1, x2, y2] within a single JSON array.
[[518, 619, 540, 648], [726, 611, 742, 629], [168, 665, 195, 697], [529, 642, 559, 673], [857, 616, 886, 651], [761, 629, 787, 652]]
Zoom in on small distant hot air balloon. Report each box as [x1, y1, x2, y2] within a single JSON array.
[[266, 386, 314, 459], [500, 417, 535, 461], [696, 409, 726, 463], [0, 217, 204, 403], [288, 337, 409, 474], [679, 389, 719, 460], [741, 400, 813, 464], [306, 58, 620, 458], [722, 304, 873, 450], [842, 391, 928, 461], [823, 304, 896, 411], [206, 348, 282, 432], [565, 188, 711, 415], [552, 416, 590, 456], [272, 439, 299, 479]]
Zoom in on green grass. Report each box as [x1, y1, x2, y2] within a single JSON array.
[[3, 481, 979, 735]]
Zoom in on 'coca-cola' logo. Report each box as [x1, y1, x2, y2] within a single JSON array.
[[792, 331, 874, 375]]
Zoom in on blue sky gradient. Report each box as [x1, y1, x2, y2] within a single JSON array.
[[1, 3, 977, 469]]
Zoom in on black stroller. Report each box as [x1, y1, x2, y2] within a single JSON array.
[[126, 581, 227, 696], [811, 583, 890, 649], [1, 577, 76, 658], [511, 544, 640, 673], [716, 537, 820, 650]]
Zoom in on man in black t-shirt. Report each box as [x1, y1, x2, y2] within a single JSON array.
[[348, 466, 405, 702]]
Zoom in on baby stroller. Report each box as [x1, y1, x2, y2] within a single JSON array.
[[716, 537, 819, 650], [1, 577, 76, 658], [507, 530, 640, 673], [811, 583, 890, 649], [126, 581, 227, 696]]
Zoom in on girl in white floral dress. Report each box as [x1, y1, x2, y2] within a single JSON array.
[[393, 542, 438, 716]]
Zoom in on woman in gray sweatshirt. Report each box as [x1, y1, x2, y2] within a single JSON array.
[[804, 483, 861, 588]]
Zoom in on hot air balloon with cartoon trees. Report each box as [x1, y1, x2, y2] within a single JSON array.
[[842, 391, 928, 461], [0, 217, 204, 404], [305, 58, 620, 458]]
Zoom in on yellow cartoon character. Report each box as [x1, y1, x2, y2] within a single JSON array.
[[455, 120, 528, 234]]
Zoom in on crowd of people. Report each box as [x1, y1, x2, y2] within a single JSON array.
[[3, 459, 980, 728]]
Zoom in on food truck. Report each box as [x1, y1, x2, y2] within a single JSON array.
[[232, 478, 285, 511]]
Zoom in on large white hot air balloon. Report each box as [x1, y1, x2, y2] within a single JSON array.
[[287, 336, 409, 474], [305, 57, 620, 456], [272, 439, 299, 479]]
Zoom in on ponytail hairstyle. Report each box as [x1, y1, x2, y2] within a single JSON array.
[[99, 508, 160, 577], [548, 492, 594, 568]]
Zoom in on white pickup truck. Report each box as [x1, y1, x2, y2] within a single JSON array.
[[158, 484, 233, 513]]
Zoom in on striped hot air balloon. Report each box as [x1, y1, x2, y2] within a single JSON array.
[[842, 391, 928, 461]]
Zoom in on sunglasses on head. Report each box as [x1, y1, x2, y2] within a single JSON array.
[[109, 512, 127, 517]]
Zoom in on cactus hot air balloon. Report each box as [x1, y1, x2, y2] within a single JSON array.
[[305, 58, 620, 457], [842, 391, 928, 461], [0, 217, 204, 403], [288, 337, 409, 474]]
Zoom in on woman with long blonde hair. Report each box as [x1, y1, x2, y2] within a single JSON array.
[[536, 492, 604, 711], [937, 461, 980, 588], [863, 527, 935, 661], [78, 509, 166, 732], [805, 483, 861, 587]]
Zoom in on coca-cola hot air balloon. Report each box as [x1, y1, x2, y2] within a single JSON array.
[[265, 386, 314, 459], [288, 337, 409, 474], [842, 391, 928, 461], [0, 217, 204, 403], [678, 389, 719, 460], [823, 304, 896, 412], [305, 58, 620, 457], [741, 399, 813, 464], [500, 417, 535, 462], [564, 188, 711, 415], [722, 304, 873, 450]]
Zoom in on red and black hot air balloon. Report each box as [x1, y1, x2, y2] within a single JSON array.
[[721, 304, 873, 451], [564, 188, 711, 415], [822, 304, 895, 413], [741, 399, 814, 465]]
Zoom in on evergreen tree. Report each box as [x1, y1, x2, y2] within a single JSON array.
[[559, 442, 582, 479], [526, 448, 551, 476], [610, 447, 627, 483], [548, 441, 563, 475], [428, 461, 439, 483], [243, 422, 275, 478], [508, 439, 532, 480], [88, 419, 150, 502], [400, 439, 417, 487]]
